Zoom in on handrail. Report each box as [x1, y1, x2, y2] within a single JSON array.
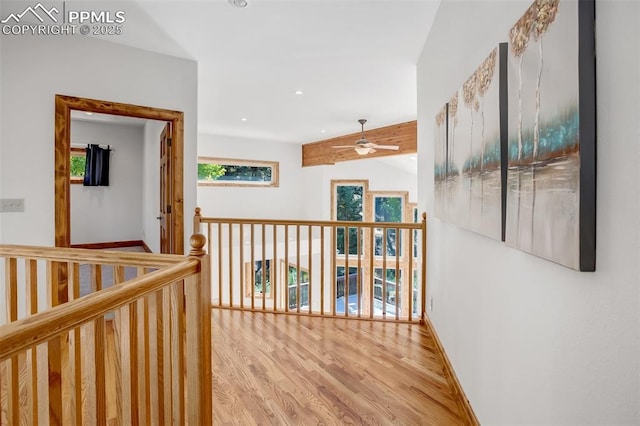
[[196, 215, 423, 230], [0, 258, 199, 361], [0, 244, 185, 267]]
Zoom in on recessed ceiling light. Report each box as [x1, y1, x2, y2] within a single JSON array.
[[295, 90, 304, 95], [410, 156, 417, 160], [241, 117, 247, 121], [85, 112, 94, 116], [228, 0, 248, 8], [320, 129, 326, 133]]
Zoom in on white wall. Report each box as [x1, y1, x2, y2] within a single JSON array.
[[304, 157, 419, 221], [0, 34, 197, 253], [197, 134, 306, 220], [417, 1, 640, 424], [197, 133, 418, 222], [142, 120, 166, 253], [70, 120, 143, 244]]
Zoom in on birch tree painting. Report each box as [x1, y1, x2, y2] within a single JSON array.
[[506, 0, 596, 271], [434, 104, 448, 219], [438, 46, 505, 241]]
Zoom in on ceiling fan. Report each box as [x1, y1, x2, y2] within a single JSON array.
[[332, 119, 400, 156]]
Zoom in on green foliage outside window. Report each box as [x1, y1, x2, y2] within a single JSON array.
[[198, 162, 273, 183], [374, 197, 402, 256], [336, 185, 363, 255], [198, 163, 226, 181], [70, 154, 86, 178]]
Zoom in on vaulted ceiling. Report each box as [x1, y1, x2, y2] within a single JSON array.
[[94, 0, 440, 144]]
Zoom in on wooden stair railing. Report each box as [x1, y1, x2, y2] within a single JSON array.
[[0, 234, 212, 425], [194, 208, 427, 323]]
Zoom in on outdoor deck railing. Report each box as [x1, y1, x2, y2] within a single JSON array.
[[0, 235, 212, 425], [194, 208, 427, 322]]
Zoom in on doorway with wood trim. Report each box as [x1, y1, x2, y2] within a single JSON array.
[[55, 94, 185, 255]]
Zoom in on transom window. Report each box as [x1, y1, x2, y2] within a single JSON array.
[[198, 157, 279, 187]]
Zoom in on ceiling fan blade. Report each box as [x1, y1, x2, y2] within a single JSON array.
[[370, 144, 400, 150], [331, 145, 356, 149]]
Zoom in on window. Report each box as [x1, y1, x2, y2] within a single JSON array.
[[373, 195, 404, 256], [198, 157, 279, 187], [287, 264, 310, 309], [70, 147, 86, 184], [332, 181, 367, 255], [245, 259, 273, 296]]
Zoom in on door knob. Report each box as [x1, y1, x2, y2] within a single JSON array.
[[156, 216, 162, 220]]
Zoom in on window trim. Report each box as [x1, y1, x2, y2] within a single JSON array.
[[197, 156, 279, 187], [70, 147, 86, 185], [330, 179, 368, 221]]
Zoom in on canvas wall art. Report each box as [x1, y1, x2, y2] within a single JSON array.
[[505, 0, 596, 271], [435, 44, 507, 241], [434, 103, 448, 220]]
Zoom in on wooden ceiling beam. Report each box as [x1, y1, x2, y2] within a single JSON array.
[[301, 120, 417, 167]]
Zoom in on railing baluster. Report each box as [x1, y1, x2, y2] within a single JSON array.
[[171, 278, 185, 425], [331, 226, 336, 317], [320, 225, 325, 316], [218, 223, 223, 307], [26, 259, 39, 425], [91, 264, 107, 426], [251, 224, 255, 310], [240, 225, 244, 310], [262, 224, 266, 311], [229, 223, 233, 308], [129, 272, 140, 426], [284, 225, 289, 313], [369, 226, 374, 319], [395, 226, 400, 321], [345, 226, 349, 318], [408, 228, 414, 322], [382, 229, 387, 318], [155, 287, 165, 425], [308, 225, 312, 315], [357, 226, 362, 318], [296, 225, 301, 314], [208, 223, 213, 306], [71, 262, 82, 425], [273, 225, 278, 313], [5, 257, 19, 425], [114, 266, 128, 425], [144, 272, 153, 425], [162, 286, 173, 424], [421, 213, 428, 321], [47, 260, 64, 425]]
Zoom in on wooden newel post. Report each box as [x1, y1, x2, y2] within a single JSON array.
[[421, 212, 427, 323], [193, 207, 202, 236], [185, 233, 212, 425]]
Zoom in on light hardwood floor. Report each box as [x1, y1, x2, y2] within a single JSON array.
[[2, 310, 473, 425], [212, 309, 473, 425]]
